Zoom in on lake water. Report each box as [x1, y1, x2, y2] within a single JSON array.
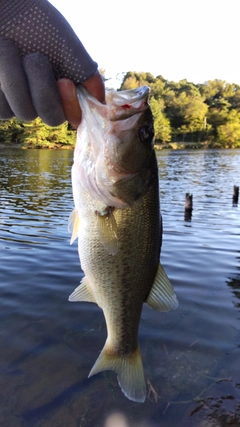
[[1, 148, 240, 427]]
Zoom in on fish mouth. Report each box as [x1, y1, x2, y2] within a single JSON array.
[[106, 86, 150, 121]]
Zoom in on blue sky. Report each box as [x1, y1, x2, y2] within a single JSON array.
[[49, 0, 240, 87]]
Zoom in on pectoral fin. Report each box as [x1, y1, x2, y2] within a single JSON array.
[[96, 208, 118, 255], [68, 208, 80, 245], [146, 263, 178, 311], [68, 276, 96, 303]]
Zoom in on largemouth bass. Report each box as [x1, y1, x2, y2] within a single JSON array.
[[68, 85, 178, 403]]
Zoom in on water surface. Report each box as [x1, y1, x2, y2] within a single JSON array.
[[1, 148, 240, 426]]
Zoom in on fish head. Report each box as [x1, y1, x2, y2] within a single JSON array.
[[74, 86, 155, 208], [106, 98, 154, 177]]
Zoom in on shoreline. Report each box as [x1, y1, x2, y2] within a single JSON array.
[[1, 142, 239, 150], [0, 142, 74, 150], [155, 141, 240, 150]]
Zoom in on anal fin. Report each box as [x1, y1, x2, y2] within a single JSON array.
[[68, 276, 96, 304], [146, 263, 178, 311]]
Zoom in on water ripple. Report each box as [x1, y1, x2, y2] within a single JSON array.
[[1, 148, 240, 426]]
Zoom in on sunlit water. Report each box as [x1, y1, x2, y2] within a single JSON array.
[[0, 148, 240, 427]]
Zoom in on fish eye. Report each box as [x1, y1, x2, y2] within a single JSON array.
[[139, 126, 154, 143]]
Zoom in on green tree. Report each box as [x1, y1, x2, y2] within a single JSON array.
[[0, 117, 76, 147], [120, 71, 156, 90], [0, 118, 25, 144], [149, 75, 166, 103], [150, 98, 171, 142], [217, 109, 240, 147], [164, 81, 208, 141], [198, 79, 226, 105], [227, 85, 240, 110], [21, 118, 76, 147]]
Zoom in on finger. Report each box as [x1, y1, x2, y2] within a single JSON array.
[[23, 53, 66, 126], [83, 71, 106, 104], [57, 79, 82, 128], [0, 39, 37, 121], [0, 89, 14, 119]]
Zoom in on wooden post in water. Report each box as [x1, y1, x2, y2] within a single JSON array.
[[233, 185, 239, 206], [184, 193, 193, 221]]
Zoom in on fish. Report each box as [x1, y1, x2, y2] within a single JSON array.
[[68, 85, 178, 403]]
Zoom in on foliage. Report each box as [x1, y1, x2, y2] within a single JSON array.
[[0, 117, 76, 148], [149, 98, 171, 142], [217, 110, 240, 147], [121, 74, 240, 147], [1, 73, 240, 148]]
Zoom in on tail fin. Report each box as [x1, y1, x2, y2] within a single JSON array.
[[88, 343, 146, 403]]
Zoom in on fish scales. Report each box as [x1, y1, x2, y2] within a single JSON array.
[[79, 155, 160, 353], [68, 85, 178, 403]]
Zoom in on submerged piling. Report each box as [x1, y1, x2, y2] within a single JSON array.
[[184, 193, 193, 221], [233, 185, 239, 206]]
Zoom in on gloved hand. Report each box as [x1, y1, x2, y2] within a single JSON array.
[[0, 0, 105, 126]]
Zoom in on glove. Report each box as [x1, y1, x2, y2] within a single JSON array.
[[0, 0, 98, 126]]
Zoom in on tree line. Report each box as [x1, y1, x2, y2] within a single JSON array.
[[1, 72, 240, 148], [0, 116, 76, 148], [120, 72, 240, 148]]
